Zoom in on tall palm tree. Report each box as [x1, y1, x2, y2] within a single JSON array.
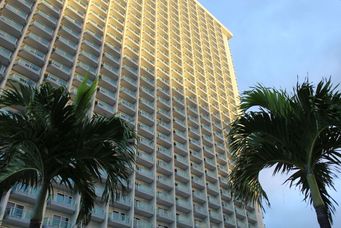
[[0, 80, 136, 228], [228, 79, 341, 228]]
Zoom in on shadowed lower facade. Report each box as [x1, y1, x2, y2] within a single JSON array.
[[0, 0, 264, 227]]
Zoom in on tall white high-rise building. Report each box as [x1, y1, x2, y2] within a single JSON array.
[[0, 0, 264, 227]]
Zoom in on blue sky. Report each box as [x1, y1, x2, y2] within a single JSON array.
[[197, 0, 341, 227]]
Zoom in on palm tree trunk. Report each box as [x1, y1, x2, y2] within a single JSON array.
[[307, 173, 331, 228], [29, 181, 49, 228]]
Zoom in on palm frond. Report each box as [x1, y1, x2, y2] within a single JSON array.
[[73, 77, 97, 121]]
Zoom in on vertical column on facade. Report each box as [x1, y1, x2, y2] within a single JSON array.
[[123, 0, 157, 226], [192, 5, 224, 228], [202, 15, 231, 228], [154, 0, 177, 227], [0, 0, 39, 89], [110, 0, 141, 226], [169, 0, 196, 228], [138, 0, 158, 226], [78, 0, 114, 226], [212, 23, 241, 228], [177, 0, 208, 227], [188, 2, 210, 227]]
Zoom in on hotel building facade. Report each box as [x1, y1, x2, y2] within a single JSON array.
[[0, 0, 264, 227]]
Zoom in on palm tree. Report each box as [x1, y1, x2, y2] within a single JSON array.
[[228, 79, 341, 228], [0, 80, 136, 228]]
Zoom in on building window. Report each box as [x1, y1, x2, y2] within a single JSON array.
[[52, 215, 69, 228], [5, 202, 24, 218]]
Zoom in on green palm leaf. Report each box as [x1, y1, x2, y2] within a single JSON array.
[[228, 78, 341, 228]]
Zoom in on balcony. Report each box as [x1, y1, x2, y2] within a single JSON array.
[[91, 207, 105, 222], [139, 98, 154, 112], [157, 133, 171, 147], [41, 0, 61, 16], [175, 169, 189, 182], [121, 75, 137, 89], [133, 219, 152, 228], [14, 59, 41, 80], [157, 175, 173, 190], [44, 217, 71, 228], [235, 206, 246, 219], [175, 183, 190, 197], [100, 74, 118, 90], [17, 0, 34, 11], [109, 213, 130, 227], [157, 145, 172, 161], [205, 158, 216, 170], [174, 129, 187, 143], [0, 46, 12, 65], [207, 182, 219, 195], [139, 137, 154, 153], [3, 206, 31, 227], [97, 87, 116, 105], [173, 118, 186, 131], [176, 199, 191, 213], [118, 99, 136, 115], [73, 73, 92, 87], [53, 48, 74, 65], [193, 191, 206, 203], [221, 189, 232, 200], [11, 185, 39, 203], [209, 211, 222, 223], [140, 75, 155, 88], [135, 201, 154, 218], [79, 50, 99, 65], [122, 65, 138, 79], [103, 52, 120, 65], [9, 73, 37, 87], [32, 21, 54, 38], [138, 123, 154, 139], [157, 108, 171, 121], [174, 142, 187, 155], [0, 65, 6, 78], [157, 120, 171, 134], [205, 169, 217, 182], [138, 110, 154, 125], [77, 61, 97, 78], [176, 215, 192, 228], [222, 201, 234, 214], [157, 191, 173, 206], [157, 159, 172, 175], [112, 195, 132, 209], [193, 171, 206, 187], [137, 151, 154, 167], [36, 10, 58, 27], [48, 60, 71, 80], [0, 16, 23, 36], [136, 166, 154, 183], [175, 154, 189, 169], [224, 215, 236, 227], [135, 184, 154, 200], [47, 195, 76, 214], [208, 196, 220, 209], [157, 209, 173, 223], [247, 211, 258, 224], [194, 205, 207, 218], [45, 73, 68, 87], [95, 100, 115, 116], [0, 29, 17, 50]]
